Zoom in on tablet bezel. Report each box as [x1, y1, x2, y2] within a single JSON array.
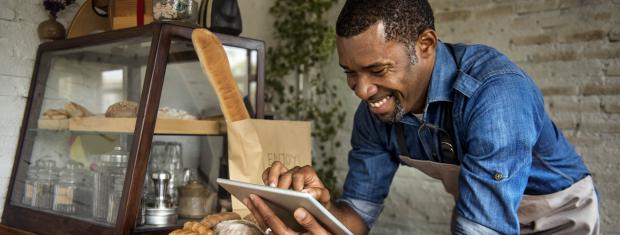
[[216, 178, 353, 235]]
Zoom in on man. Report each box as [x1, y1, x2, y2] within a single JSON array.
[[245, 0, 600, 234]]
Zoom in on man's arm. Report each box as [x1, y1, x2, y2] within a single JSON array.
[[453, 74, 545, 234]]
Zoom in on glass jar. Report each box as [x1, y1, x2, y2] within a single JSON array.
[[22, 159, 45, 206], [107, 168, 126, 224], [52, 160, 86, 214], [152, 0, 198, 23], [33, 159, 58, 210], [165, 142, 183, 205], [92, 146, 128, 222]]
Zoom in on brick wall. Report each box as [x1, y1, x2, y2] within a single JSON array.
[[334, 0, 620, 234]]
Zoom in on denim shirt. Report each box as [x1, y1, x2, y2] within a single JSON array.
[[339, 42, 591, 234]]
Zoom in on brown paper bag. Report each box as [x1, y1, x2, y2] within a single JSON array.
[[227, 119, 312, 215]]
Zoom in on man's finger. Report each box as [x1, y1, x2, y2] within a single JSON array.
[[244, 197, 267, 230], [250, 194, 295, 234], [267, 161, 288, 187], [294, 208, 330, 235], [302, 187, 331, 205], [291, 166, 324, 192]]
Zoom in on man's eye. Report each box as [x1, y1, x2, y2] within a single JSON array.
[[372, 67, 388, 75]]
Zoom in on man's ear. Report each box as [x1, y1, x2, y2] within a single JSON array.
[[416, 29, 437, 59]]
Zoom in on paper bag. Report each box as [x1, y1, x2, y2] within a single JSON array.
[[227, 119, 312, 215]]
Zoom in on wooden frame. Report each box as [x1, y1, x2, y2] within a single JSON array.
[[1, 22, 265, 235]]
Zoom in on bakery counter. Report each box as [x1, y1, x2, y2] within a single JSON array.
[[36, 116, 226, 135]]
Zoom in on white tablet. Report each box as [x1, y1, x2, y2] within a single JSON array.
[[216, 178, 353, 235]]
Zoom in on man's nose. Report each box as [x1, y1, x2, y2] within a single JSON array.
[[354, 75, 378, 100]]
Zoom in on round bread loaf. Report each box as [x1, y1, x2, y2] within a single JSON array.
[[105, 101, 139, 118]]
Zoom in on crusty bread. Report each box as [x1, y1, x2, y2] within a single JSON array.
[[64, 101, 93, 118], [191, 28, 250, 123], [105, 101, 139, 118]]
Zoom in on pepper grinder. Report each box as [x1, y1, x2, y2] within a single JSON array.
[[145, 170, 177, 225]]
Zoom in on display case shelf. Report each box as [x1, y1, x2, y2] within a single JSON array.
[[38, 117, 225, 135]]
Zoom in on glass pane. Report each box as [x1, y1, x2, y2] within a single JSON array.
[[136, 39, 257, 228], [10, 35, 152, 227]]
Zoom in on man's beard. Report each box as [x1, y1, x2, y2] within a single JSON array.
[[375, 97, 406, 124]]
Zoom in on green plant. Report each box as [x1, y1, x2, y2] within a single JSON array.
[[265, 0, 345, 196]]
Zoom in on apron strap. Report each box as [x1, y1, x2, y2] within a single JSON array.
[[395, 122, 410, 158]]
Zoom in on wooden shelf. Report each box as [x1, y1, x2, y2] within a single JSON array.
[[38, 116, 225, 135]]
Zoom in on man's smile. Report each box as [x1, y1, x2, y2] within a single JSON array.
[[368, 94, 395, 114]]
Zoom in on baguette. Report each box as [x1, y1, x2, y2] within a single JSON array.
[[191, 28, 250, 123]]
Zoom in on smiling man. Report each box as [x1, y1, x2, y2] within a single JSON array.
[[245, 0, 600, 234]]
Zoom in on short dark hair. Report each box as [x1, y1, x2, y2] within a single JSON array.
[[336, 0, 435, 63]]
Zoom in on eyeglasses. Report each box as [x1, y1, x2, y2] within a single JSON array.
[[417, 122, 459, 165]]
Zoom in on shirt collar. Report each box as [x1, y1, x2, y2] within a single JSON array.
[[426, 41, 458, 103]]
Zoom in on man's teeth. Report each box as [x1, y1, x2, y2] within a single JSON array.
[[369, 96, 391, 108]]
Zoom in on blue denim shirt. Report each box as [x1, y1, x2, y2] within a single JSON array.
[[340, 42, 591, 234]]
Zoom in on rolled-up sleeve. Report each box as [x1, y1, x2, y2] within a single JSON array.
[[455, 74, 545, 234], [340, 103, 400, 228]]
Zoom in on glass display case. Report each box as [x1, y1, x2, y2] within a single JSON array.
[[1, 22, 264, 235]]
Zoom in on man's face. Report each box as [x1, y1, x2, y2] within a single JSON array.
[[337, 22, 435, 123]]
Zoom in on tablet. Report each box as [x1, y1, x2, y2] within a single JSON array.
[[217, 178, 353, 235]]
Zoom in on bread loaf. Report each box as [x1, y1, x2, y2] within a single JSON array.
[[191, 28, 250, 123], [200, 211, 241, 229], [105, 101, 139, 118]]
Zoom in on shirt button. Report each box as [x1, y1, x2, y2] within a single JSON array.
[[493, 172, 504, 181]]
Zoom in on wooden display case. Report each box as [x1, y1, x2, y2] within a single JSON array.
[[1, 22, 264, 234]]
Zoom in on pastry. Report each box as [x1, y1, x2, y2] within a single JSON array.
[[42, 108, 70, 120], [158, 107, 197, 120], [105, 101, 139, 118], [192, 28, 250, 123], [64, 101, 93, 118]]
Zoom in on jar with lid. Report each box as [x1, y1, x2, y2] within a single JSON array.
[[152, 0, 198, 23], [32, 159, 58, 209], [52, 160, 87, 215], [92, 146, 128, 222], [22, 159, 45, 206], [177, 179, 216, 218]]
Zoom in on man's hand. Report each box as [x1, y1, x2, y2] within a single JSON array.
[[245, 194, 331, 235], [261, 161, 331, 205]]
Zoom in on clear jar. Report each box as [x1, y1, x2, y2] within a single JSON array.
[[92, 146, 128, 222], [106, 168, 126, 224], [165, 142, 183, 205], [152, 0, 198, 23], [22, 159, 45, 206], [33, 159, 58, 210], [52, 161, 86, 215]]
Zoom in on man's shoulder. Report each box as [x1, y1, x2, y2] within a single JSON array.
[[448, 42, 525, 81], [445, 42, 530, 98]]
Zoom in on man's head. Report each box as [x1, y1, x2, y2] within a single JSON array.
[[336, 0, 437, 123]]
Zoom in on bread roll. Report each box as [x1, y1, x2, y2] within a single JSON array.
[[64, 101, 93, 118], [191, 28, 250, 123]]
